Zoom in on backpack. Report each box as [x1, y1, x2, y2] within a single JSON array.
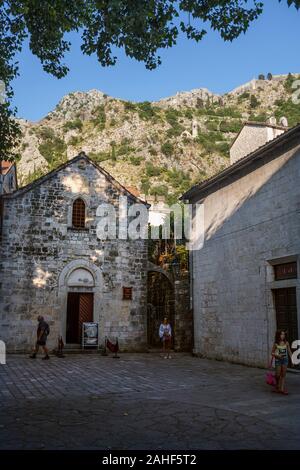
[[44, 323, 50, 336]]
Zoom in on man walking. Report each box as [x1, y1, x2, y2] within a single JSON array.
[[30, 315, 50, 360]]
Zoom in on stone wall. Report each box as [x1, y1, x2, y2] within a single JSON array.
[[0, 156, 148, 352], [230, 124, 285, 164], [191, 145, 300, 367], [174, 272, 193, 352]]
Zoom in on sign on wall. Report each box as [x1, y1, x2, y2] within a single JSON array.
[[123, 287, 133, 300], [82, 322, 99, 348]]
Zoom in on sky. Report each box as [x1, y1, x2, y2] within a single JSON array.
[[11, 1, 300, 122]]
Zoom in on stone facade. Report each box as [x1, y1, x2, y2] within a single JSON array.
[[230, 122, 286, 164], [0, 154, 148, 352], [184, 128, 300, 367], [174, 272, 193, 351]]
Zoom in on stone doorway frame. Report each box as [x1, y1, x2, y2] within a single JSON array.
[[147, 262, 175, 348], [58, 259, 103, 343]]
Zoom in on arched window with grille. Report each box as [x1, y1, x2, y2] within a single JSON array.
[[72, 198, 86, 229]]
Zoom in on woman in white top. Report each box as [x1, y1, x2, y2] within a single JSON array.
[[159, 317, 172, 359]]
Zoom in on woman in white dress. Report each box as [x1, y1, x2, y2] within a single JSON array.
[[159, 317, 172, 359]]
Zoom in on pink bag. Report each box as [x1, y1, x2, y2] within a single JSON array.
[[266, 358, 276, 386]]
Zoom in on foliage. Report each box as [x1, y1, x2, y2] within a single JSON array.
[[250, 95, 260, 109], [109, 118, 117, 127], [123, 101, 137, 112], [63, 119, 83, 131], [184, 109, 194, 119], [68, 135, 82, 146], [196, 106, 242, 119], [21, 166, 47, 186], [237, 92, 250, 102], [248, 112, 268, 122], [219, 120, 242, 133], [129, 155, 142, 165], [21, 141, 29, 151], [166, 124, 185, 138], [1, 1, 300, 160], [38, 134, 67, 169], [165, 168, 191, 192], [206, 120, 219, 132], [197, 132, 229, 156], [175, 244, 189, 271], [111, 142, 117, 161], [216, 141, 230, 157], [145, 161, 162, 177], [161, 141, 174, 156], [141, 176, 150, 195], [149, 184, 169, 196], [123, 100, 160, 122], [148, 146, 158, 156], [116, 143, 135, 157], [274, 98, 300, 127], [89, 150, 111, 163], [165, 108, 181, 125], [92, 105, 106, 130], [0, 101, 21, 161], [136, 101, 160, 121], [36, 127, 55, 140], [164, 109, 184, 136], [284, 73, 297, 93]]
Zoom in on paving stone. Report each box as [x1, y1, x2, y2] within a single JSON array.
[[0, 353, 299, 449]]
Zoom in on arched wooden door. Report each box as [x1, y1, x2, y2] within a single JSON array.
[[66, 293, 94, 344]]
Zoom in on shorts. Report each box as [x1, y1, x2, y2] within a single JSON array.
[[275, 357, 288, 367]]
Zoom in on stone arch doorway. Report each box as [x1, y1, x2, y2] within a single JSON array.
[[147, 268, 175, 348], [66, 268, 94, 344], [58, 260, 103, 344]]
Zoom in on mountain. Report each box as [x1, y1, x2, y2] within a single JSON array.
[[17, 73, 300, 202]]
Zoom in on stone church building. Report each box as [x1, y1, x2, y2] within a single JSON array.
[[0, 153, 149, 352], [182, 119, 300, 367]]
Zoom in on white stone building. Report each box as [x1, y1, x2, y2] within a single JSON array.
[[182, 121, 300, 367], [0, 153, 149, 352]]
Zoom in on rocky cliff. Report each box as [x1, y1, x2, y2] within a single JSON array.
[[17, 73, 300, 202]]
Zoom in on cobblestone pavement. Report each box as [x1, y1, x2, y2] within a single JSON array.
[[0, 353, 299, 450]]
